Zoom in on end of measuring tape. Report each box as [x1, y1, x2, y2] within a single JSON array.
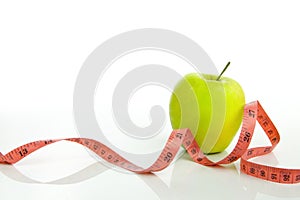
[[0, 101, 300, 184]]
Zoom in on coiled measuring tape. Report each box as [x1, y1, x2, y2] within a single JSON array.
[[1, 101, 299, 184]]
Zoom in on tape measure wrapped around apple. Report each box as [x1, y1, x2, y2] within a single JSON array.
[[169, 62, 245, 154], [2, 62, 300, 184]]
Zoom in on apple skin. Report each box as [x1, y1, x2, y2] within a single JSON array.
[[169, 73, 245, 154]]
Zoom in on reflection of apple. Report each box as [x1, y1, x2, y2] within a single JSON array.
[[169, 62, 245, 154]]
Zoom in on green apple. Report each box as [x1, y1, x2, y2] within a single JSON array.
[[169, 62, 245, 154]]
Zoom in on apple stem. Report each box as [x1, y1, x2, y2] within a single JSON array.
[[216, 61, 230, 81]]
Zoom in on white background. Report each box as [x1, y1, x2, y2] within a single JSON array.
[[1, 1, 300, 199]]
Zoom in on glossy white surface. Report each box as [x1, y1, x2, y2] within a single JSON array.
[[1, 108, 300, 200], [1, 1, 300, 199]]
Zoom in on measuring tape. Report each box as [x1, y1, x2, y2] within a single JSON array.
[[1, 101, 299, 184]]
